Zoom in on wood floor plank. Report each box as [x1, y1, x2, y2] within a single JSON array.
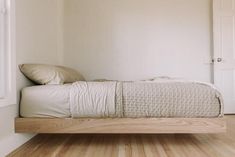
[[8, 115, 235, 157]]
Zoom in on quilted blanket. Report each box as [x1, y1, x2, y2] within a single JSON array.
[[70, 79, 223, 118]]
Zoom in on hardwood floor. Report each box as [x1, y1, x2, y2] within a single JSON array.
[[8, 115, 235, 157]]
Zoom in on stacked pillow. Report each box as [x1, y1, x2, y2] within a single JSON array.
[[19, 64, 85, 85]]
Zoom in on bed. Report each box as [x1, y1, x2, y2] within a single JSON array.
[[15, 78, 226, 134]]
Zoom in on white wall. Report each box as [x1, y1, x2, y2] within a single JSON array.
[[64, 0, 213, 82], [0, 0, 62, 156]]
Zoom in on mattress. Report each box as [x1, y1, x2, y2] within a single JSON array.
[[20, 79, 223, 118], [20, 85, 71, 118]]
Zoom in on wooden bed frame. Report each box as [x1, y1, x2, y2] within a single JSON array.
[[15, 117, 226, 134]]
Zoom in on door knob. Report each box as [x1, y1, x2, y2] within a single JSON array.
[[217, 58, 222, 62]]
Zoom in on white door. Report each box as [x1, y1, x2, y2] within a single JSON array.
[[213, 0, 235, 113]]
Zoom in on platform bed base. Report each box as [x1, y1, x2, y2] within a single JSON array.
[[15, 118, 226, 134]]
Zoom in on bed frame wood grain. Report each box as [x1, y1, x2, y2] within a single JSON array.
[[15, 118, 226, 134]]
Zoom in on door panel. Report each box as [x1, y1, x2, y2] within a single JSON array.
[[222, 0, 234, 10], [214, 0, 235, 113]]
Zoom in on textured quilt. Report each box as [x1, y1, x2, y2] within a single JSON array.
[[70, 79, 223, 118]]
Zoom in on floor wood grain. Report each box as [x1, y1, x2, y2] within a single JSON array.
[[8, 115, 235, 157]]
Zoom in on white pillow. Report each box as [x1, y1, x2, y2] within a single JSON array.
[[19, 64, 85, 85]]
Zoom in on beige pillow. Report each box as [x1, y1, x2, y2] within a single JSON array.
[[19, 64, 85, 85]]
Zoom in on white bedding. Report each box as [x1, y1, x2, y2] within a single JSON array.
[[20, 79, 223, 118], [20, 85, 71, 117], [70, 81, 116, 117]]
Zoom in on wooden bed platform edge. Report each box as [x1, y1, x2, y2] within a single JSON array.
[[15, 117, 226, 134]]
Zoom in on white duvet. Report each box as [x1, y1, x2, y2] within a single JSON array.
[[70, 81, 117, 118]]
